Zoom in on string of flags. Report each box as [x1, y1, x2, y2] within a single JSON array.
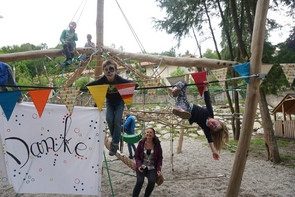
[[1, 61, 282, 121], [280, 64, 295, 86]]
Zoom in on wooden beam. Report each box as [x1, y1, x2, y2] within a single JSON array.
[[0, 48, 94, 63], [95, 0, 104, 79], [226, 0, 269, 196], [103, 47, 239, 69]]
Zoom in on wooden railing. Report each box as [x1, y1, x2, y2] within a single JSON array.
[[274, 120, 295, 138]]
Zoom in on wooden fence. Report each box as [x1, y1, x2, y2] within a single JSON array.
[[274, 120, 295, 139]]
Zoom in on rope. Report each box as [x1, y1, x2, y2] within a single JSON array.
[[0, 74, 258, 91], [165, 174, 227, 181], [102, 167, 136, 177], [114, 0, 146, 53], [71, 0, 87, 25], [50, 67, 65, 104]]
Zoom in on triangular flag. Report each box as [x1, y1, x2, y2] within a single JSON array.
[[191, 71, 207, 96], [87, 85, 109, 111], [0, 91, 21, 121], [115, 83, 136, 105], [233, 62, 250, 83], [280, 64, 295, 86], [211, 68, 228, 89], [28, 89, 51, 118], [59, 87, 80, 115]]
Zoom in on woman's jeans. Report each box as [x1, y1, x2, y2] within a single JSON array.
[[106, 99, 125, 145], [132, 168, 157, 197]]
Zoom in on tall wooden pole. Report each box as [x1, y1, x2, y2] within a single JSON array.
[[95, 0, 104, 79], [226, 0, 269, 196]]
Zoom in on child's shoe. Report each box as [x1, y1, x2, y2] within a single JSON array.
[[172, 87, 181, 97], [172, 108, 192, 119], [129, 155, 134, 159], [109, 142, 119, 156]]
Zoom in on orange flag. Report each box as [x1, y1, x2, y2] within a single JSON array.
[[191, 71, 207, 96], [28, 89, 52, 118], [115, 83, 136, 105], [87, 85, 109, 111]]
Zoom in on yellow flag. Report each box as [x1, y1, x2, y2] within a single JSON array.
[[87, 85, 109, 111]]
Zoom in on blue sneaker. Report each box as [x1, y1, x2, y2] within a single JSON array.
[[66, 59, 73, 64]]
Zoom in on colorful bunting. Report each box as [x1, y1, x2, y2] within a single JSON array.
[[87, 85, 109, 111], [0, 91, 21, 121], [233, 62, 250, 83], [280, 64, 295, 86], [115, 83, 136, 105], [143, 79, 161, 103], [191, 71, 207, 96], [211, 68, 228, 89], [59, 87, 80, 115], [28, 89, 51, 117]]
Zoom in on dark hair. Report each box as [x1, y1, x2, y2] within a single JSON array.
[[102, 60, 117, 70], [69, 21, 77, 27], [147, 127, 161, 145]]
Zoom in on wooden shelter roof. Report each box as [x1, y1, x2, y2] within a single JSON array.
[[272, 93, 295, 114]]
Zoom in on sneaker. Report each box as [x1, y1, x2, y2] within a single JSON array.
[[172, 87, 181, 97], [66, 59, 73, 64], [129, 155, 134, 159], [172, 108, 192, 119], [109, 143, 119, 156]]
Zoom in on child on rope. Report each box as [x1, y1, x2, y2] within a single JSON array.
[[60, 21, 78, 67], [172, 80, 229, 160], [86, 60, 138, 156]]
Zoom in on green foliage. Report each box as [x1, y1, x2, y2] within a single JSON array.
[[202, 49, 219, 59], [170, 67, 187, 77], [74, 76, 93, 91]]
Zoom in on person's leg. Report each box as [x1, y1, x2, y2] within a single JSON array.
[[132, 168, 146, 197], [69, 44, 75, 59], [132, 144, 136, 153], [62, 43, 72, 61], [112, 100, 125, 145], [106, 101, 118, 155], [144, 169, 157, 197], [172, 81, 191, 119], [127, 143, 132, 157]]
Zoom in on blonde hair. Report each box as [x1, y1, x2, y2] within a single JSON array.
[[210, 120, 229, 152]]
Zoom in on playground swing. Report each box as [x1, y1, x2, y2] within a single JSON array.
[[121, 131, 143, 144]]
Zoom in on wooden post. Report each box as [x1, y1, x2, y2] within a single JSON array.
[[95, 0, 104, 79], [226, 0, 269, 196]]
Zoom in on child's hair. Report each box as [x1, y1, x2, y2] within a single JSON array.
[[69, 21, 77, 28], [210, 120, 229, 152], [102, 60, 117, 70], [147, 127, 161, 145]]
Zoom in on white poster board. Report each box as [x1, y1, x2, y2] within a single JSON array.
[[0, 102, 105, 196]]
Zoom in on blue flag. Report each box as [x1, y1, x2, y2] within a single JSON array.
[[0, 91, 21, 121], [233, 62, 250, 83]]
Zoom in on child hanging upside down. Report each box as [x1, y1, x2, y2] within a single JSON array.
[[172, 80, 229, 160]]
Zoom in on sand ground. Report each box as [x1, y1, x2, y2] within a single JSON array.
[[1, 136, 294, 197]]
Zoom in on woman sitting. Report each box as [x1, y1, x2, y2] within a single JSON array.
[[132, 128, 163, 197]]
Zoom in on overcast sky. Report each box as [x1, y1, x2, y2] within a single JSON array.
[[0, 0, 293, 56]]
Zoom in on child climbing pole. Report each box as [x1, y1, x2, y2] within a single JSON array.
[[172, 80, 229, 160]]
